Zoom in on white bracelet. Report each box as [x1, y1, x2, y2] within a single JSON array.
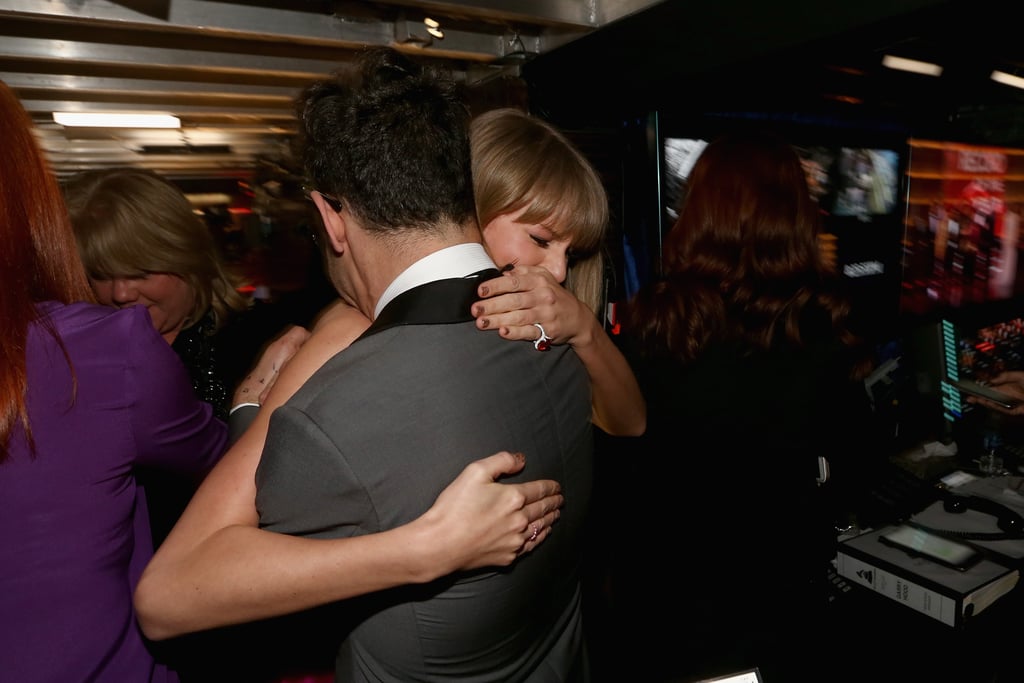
[[229, 402, 260, 416]]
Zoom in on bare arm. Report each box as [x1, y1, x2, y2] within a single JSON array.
[[472, 266, 646, 436], [253, 299, 367, 406], [136, 450, 560, 639], [135, 300, 563, 639]]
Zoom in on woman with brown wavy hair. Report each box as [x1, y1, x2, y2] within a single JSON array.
[[611, 129, 878, 682]]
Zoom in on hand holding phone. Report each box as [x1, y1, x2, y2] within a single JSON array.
[[952, 379, 1020, 410]]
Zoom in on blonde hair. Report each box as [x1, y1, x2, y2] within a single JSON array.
[[470, 108, 609, 314], [64, 168, 247, 330]]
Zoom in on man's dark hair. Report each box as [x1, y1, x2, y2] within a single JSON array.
[[295, 47, 476, 235]]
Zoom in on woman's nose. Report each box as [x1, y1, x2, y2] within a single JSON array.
[[543, 253, 568, 284], [111, 278, 138, 304]]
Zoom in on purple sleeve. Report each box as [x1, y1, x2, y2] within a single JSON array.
[[124, 307, 229, 475]]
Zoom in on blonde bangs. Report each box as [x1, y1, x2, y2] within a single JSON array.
[[520, 159, 607, 255], [74, 206, 152, 280]]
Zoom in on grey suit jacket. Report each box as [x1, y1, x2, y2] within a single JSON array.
[[255, 277, 593, 682]]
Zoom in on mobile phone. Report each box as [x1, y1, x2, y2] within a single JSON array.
[[878, 524, 981, 571], [951, 379, 1019, 409]]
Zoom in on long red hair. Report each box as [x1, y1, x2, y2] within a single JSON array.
[[0, 80, 95, 461], [624, 129, 870, 379]]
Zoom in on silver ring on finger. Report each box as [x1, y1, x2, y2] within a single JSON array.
[[533, 323, 552, 352]]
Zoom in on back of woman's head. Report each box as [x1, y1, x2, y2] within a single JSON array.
[[627, 129, 862, 366], [470, 107, 609, 313], [663, 129, 823, 283], [0, 79, 94, 461], [64, 167, 247, 329]]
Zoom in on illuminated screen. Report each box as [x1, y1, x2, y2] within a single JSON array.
[[900, 139, 1024, 317], [794, 145, 900, 218], [661, 137, 708, 224]]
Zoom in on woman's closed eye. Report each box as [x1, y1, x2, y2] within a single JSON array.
[[92, 272, 149, 282]]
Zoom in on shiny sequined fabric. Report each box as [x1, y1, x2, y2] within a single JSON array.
[[171, 311, 229, 421]]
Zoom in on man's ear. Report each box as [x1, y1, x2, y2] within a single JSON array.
[[311, 191, 347, 255]]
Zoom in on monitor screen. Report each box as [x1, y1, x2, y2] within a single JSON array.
[[899, 139, 1024, 318], [661, 136, 708, 225], [794, 145, 901, 219], [793, 145, 902, 295]]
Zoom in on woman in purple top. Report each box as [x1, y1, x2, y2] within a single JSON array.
[[0, 79, 229, 683]]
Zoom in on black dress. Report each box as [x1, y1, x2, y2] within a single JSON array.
[[141, 305, 291, 548], [597, 332, 883, 682], [171, 311, 232, 420]]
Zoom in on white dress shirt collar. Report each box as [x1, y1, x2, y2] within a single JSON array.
[[373, 243, 496, 319]]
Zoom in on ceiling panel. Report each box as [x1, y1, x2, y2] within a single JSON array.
[[6, 0, 1022, 184], [1, 0, 668, 180]]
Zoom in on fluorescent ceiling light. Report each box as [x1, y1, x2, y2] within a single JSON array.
[[53, 112, 181, 128], [185, 193, 233, 207], [991, 70, 1024, 91], [423, 16, 443, 39], [882, 55, 943, 77]]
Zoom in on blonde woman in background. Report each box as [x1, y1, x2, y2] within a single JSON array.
[[64, 168, 252, 420]]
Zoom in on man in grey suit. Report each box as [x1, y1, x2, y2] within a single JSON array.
[[254, 48, 594, 682]]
